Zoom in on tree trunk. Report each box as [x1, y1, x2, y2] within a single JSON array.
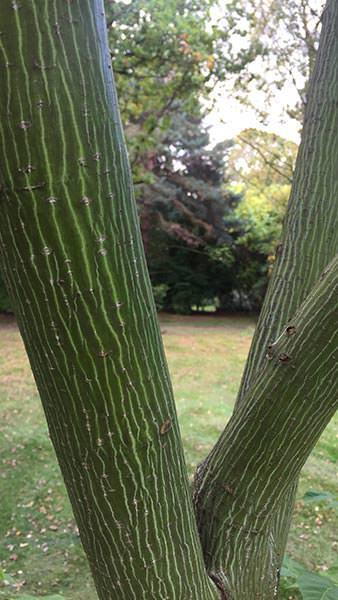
[[0, 1, 337, 600], [194, 255, 337, 598], [194, 0, 338, 596], [0, 2, 218, 599]]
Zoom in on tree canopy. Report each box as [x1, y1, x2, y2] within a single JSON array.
[[221, 0, 322, 125]]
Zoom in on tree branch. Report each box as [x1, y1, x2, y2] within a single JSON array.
[[194, 255, 338, 598], [238, 134, 294, 184]]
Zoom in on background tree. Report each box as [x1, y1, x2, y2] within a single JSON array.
[[105, 0, 254, 179], [221, 0, 323, 125], [137, 106, 241, 313], [223, 129, 299, 308], [104, 0, 284, 315], [229, 128, 296, 187]]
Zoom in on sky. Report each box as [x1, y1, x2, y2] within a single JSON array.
[[203, 0, 322, 147], [204, 84, 301, 146]]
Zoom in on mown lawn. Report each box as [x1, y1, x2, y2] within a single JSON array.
[[0, 313, 337, 599]]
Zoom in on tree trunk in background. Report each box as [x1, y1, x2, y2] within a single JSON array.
[[0, 2, 337, 600], [0, 2, 218, 599]]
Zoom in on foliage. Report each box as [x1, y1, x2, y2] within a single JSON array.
[[220, 0, 322, 125], [152, 283, 169, 311], [228, 129, 297, 252], [105, 0, 256, 176], [102, 0, 279, 314], [217, 128, 298, 309], [281, 557, 338, 600], [303, 490, 338, 510], [236, 187, 285, 252], [136, 106, 243, 313], [228, 128, 297, 187]]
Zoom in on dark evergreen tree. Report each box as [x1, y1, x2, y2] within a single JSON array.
[[137, 107, 241, 313]]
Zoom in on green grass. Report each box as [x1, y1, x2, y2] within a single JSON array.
[[0, 313, 337, 599]]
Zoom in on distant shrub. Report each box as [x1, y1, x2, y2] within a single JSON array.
[[152, 283, 169, 311]]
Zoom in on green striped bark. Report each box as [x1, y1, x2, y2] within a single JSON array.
[[194, 1, 338, 597], [236, 0, 338, 586], [194, 256, 338, 597], [0, 2, 218, 599], [241, 0, 338, 584], [237, 0, 338, 409]]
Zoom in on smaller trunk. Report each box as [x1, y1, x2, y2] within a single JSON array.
[[194, 256, 338, 599]]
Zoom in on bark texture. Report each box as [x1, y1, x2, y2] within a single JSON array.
[[237, 0, 338, 406], [0, 2, 218, 599], [194, 257, 338, 598], [193, 1, 338, 596]]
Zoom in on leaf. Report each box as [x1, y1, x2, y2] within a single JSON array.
[[297, 572, 338, 600], [303, 491, 333, 503], [281, 564, 297, 578], [0, 571, 14, 586], [282, 556, 308, 579], [303, 490, 338, 512], [326, 566, 338, 585]]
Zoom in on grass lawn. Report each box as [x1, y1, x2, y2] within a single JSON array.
[[0, 313, 337, 599]]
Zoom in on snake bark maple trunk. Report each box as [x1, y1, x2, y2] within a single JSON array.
[[193, 1, 338, 596], [0, 1, 218, 598]]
